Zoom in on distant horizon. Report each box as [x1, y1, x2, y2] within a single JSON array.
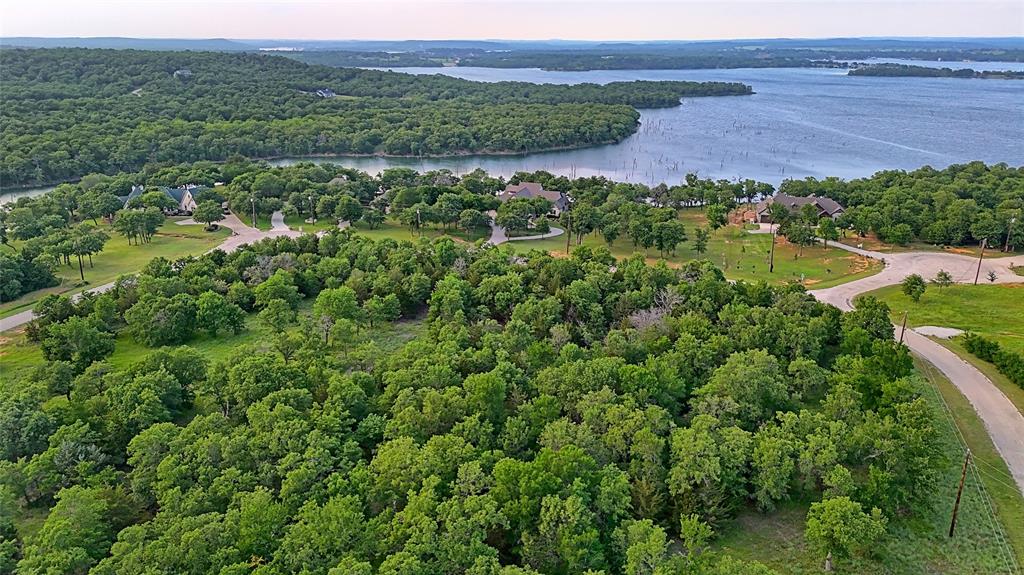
[[4, 1, 1022, 41], [3, 34, 1023, 42]]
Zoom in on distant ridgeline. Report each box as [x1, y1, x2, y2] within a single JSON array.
[[0, 48, 750, 188], [849, 63, 1024, 79], [288, 45, 1024, 71]]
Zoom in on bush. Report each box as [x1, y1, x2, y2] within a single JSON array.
[[962, 332, 1024, 388]]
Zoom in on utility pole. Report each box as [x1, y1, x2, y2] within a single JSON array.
[[973, 239, 986, 285], [1006, 216, 1017, 253], [898, 311, 908, 344], [565, 209, 572, 255], [416, 208, 422, 236], [309, 195, 316, 224], [949, 449, 971, 537], [768, 221, 777, 273], [250, 197, 256, 228]]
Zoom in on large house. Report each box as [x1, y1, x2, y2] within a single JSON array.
[[753, 193, 844, 224], [496, 182, 570, 215], [119, 184, 204, 214]]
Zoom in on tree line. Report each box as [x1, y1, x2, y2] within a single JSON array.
[[780, 162, 1024, 250]]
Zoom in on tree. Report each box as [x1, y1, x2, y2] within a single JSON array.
[[364, 294, 401, 327], [458, 209, 491, 231], [901, 274, 926, 302], [785, 220, 816, 258], [124, 293, 197, 346], [987, 270, 997, 283], [817, 218, 839, 250], [805, 497, 886, 571], [692, 349, 790, 430], [693, 227, 710, 255], [192, 200, 225, 230], [129, 190, 177, 212], [705, 204, 728, 230], [314, 286, 361, 323], [195, 291, 245, 336], [259, 298, 296, 333], [255, 270, 301, 310], [334, 195, 363, 224], [652, 220, 686, 257], [40, 316, 115, 370], [362, 208, 385, 230], [932, 269, 953, 288], [69, 224, 109, 281], [17, 486, 113, 575]]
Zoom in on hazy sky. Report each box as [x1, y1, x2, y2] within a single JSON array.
[[3, 0, 1022, 41]]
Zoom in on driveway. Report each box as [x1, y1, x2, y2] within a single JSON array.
[[809, 245, 1024, 494]]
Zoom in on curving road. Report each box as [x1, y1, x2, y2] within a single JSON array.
[[810, 241, 1024, 494]]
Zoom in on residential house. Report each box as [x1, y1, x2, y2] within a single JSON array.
[[753, 193, 844, 224], [496, 182, 570, 215], [119, 184, 205, 214]]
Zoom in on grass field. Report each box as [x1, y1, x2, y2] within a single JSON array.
[[283, 213, 340, 234], [864, 284, 1024, 356], [348, 219, 490, 244], [514, 214, 881, 289], [1, 299, 427, 385], [715, 370, 1024, 574], [0, 220, 230, 320], [837, 234, 1018, 259]]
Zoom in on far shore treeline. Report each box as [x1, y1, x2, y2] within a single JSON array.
[[0, 48, 750, 188]]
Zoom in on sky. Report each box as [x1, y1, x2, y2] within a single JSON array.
[[2, 0, 1022, 41]]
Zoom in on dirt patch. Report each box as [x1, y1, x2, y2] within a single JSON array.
[[846, 255, 874, 275]]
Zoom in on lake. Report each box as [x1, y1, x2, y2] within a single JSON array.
[[271, 64, 1023, 186], [5, 63, 1021, 204]]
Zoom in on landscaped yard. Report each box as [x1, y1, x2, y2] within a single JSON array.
[[0, 220, 230, 320], [864, 284, 1024, 355], [715, 371, 1024, 573], [283, 213, 342, 234], [513, 218, 881, 289]]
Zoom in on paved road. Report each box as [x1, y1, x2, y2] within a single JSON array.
[[0, 214, 300, 333], [810, 245, 1024, 494], [486, 211, 565, 245]]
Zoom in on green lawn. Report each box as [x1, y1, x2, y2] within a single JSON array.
[[513, 221, 881, 289], [0, 220, 230, 320], [714, 371, 1024, 574], [1, 301, 427, 384], [864, 284, 1024, 356], [283, 214, 340, 234], [348, 219, 490, 244], [837, 234, 1018, 259]]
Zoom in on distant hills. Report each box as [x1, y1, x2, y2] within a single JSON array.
[[2, 36, 1022, 53]]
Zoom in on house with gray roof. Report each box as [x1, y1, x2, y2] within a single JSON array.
[[119, 184, 204, 214], [753, 193, 844, 223], [497, 182, 570, 215]]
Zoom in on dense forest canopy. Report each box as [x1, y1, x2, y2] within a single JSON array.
[[0, 48, 750, 187], [779, 162, 1024, 249], [3, 220, 946, 574]]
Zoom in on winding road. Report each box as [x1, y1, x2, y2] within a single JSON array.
[[810, 241, 1024, 494]]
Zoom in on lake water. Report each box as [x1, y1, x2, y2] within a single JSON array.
[[272, 64, 1023, 186], [5, 63, 1021, 204]]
